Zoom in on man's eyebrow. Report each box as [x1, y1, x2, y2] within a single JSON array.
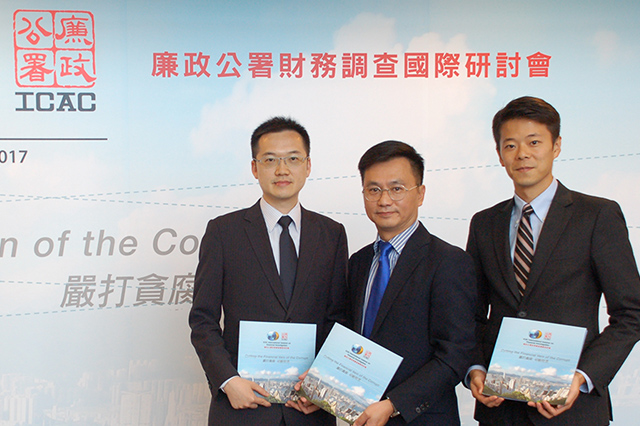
[[502, 133, 543, 143], [259, 150, 304, 156], [364, 179, 404, 187]]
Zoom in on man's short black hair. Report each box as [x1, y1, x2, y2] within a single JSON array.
[[358, 140, 424, 185], [492, 96, 561, 150], [250, 116, 310, 158]]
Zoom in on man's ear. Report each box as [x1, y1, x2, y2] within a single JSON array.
[[553, 136, 562, 159], [497, 148, 505, 167]]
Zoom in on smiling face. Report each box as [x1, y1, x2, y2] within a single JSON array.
[[497, 118, 562, 202], [362, 157, 425, 241], [251, 130, 311, 213]]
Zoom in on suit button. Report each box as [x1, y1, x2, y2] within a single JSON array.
[[517, 311, 527, 318], [415, 407, 421, 413]]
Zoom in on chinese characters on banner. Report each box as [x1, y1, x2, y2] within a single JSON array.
[[60, 273, 194, 309], [14, 10, 96, 88], [152, 51, 552, 79]]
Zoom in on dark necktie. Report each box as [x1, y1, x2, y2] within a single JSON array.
[[514, 204, 534, 297], [278, 216, 297, 306], [363, 241, 393, 338]]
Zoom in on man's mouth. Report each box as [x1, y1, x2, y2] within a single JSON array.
[[376, 211, 396, 217]]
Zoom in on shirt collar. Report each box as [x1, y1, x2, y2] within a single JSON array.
[[260, 198, 302, 232], [374, 220, 420, 256], [514, 178, 558, 222]]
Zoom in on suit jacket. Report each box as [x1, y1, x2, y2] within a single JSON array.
[[189, 201, 348, 426], [349, 223, 477, 425], [467, 182, 640, 425]]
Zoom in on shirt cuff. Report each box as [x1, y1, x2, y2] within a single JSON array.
[[464, 365, 487, 388], [576, 369, 593, 393], [220, 375, 239, 393]]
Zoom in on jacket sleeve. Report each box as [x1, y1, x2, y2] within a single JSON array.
[[466, 213, 492, 368], [576, 201, 640, 395], [322, 223, 350, 340], [188, 219, 238, 390]]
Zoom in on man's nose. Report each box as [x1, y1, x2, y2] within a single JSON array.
[[378, 189, 393, 205], [275, 158, 290, 174]]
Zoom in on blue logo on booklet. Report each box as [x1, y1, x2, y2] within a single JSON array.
[[529, 329, 542, 339], [267, 331, 279, 341]]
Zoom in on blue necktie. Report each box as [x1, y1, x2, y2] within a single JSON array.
[[363, 241, 393, 338]]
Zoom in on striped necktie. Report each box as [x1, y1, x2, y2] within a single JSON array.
[[514, 204, 534, 297]]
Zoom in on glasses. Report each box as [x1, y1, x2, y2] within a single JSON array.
[[363, 185, 418, 201], [253, 155, 308, 168]]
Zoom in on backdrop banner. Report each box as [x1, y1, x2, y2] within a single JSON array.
[[1, 1, 639, 425]]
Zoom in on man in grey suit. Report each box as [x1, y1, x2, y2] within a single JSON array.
[[349, 141, 477, 425], [467, 96, 640, 425], [189, 117, 348, 425]]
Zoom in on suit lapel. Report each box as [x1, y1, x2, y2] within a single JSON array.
[[243, 202, 288, 310], [493, 199, 522, 304], [353, 246, 374, 333], [288, 207, 318, 312], [369, 224, 429, 337], [524, 182, 573, 299]]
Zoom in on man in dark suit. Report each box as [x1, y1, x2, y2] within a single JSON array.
[[467, 96, 640, 425], [349, 141, 477, 426], [189, 117, 348, 425]]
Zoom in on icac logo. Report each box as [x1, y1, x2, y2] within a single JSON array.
[[529, 329, 542, 339], [267, 331, 279, 341], [13, 10, 97, 113], [14, 10, 96, 88], [351, 344, 364, 355]]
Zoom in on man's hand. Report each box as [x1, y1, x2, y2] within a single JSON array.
[[527, 371, 585, 419], [353, 399, 395, 426], [469, 369, 504, 408], [285, 370, 321, 414], [223, 377, 272, 410]]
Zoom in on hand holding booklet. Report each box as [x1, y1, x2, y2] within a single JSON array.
[[483, 317, 587, 405], [297, 323, 402, 425]]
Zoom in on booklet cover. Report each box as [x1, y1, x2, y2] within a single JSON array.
[[298, 323, 403, 424], [483, 317, 587, 405], [237, 320, 317, 404]]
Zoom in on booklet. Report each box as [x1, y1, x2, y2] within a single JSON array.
[[483, 317, 587, 405], [298, 323, 403, 424], [237, 320, 316, 403]]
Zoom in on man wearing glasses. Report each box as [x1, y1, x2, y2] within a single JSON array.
[[349, 141, 477, 425], [189, 117, 348, 425]]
